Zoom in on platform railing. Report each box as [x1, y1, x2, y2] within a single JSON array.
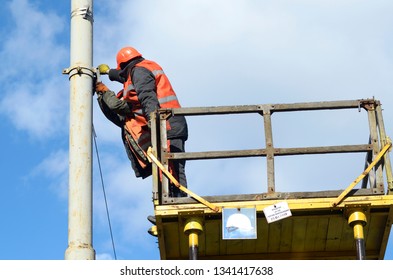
[[149, 98, 393, 206]]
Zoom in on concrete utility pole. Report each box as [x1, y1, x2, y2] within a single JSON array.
[[64, 0, 95, 260]]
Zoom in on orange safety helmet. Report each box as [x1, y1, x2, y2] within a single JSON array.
[[116, 46, 142, 70]]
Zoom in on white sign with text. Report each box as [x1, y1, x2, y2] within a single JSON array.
[[263, 201, 292, 223]]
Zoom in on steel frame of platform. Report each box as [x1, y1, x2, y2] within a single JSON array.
[[149, 98, 393, 260]]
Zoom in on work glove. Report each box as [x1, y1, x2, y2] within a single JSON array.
[[98, 64, 110, 75], [96, 82, 109, 94]]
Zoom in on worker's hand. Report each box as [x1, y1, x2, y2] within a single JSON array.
[[98, 64, 110, 75], [96, 82, 109, 94]]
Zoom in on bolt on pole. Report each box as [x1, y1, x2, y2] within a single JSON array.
[[64, 0, 95, 260]]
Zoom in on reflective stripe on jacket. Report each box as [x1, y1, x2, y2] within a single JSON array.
[[123, 59, 181, 113]]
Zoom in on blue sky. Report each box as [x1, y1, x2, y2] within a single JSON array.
[[1, 0, 393, 260]]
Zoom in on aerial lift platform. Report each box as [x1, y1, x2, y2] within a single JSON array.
[[147, 98, 393, 260]]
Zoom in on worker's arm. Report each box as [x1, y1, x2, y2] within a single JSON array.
[[108, 68, 126, 83], [97, 94, 124, 128], [132, 67, 160, 122], [97, 64, 126, 83], [101, 91, 132, 116], [96, 82, 132, 116]]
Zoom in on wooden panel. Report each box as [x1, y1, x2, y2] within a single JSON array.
[[292, 218, 307, 252], [366, 213, 388, 251], [203, 219, 220, 256], [267, 221, 282, 252], [162, 222, 181, 259], [338, 220, 355, 251], [304, 217, 320, 251], [279, 218, 293, 252], [256, 218, 269, 253], [325, 216, 345, 251], [314, 217, 329, 252]]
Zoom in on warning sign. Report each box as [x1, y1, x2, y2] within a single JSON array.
[[263, 201, 292, 223]]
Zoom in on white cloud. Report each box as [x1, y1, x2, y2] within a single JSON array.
[[1, 0, 67, 80], [0, 0, 69, 140], [31, 149, 69, 198], [0, 77, 69, 139]]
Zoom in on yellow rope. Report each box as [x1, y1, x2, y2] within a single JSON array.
[[333, 141, 392, 207], [147, 147, 220, 212]]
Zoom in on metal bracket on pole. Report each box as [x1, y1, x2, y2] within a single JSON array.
[[62, 66, 96, 80], [147, 147, 220, 212], [332, 140, 392, 207], [71, 6, 94, 22]]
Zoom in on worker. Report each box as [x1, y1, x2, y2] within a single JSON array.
[[95, 46, 188, 197]]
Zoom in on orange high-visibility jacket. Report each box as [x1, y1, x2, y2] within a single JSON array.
[[122, 59, 187, 168]]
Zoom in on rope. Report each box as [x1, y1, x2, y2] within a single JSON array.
[[92, 125, 117, 260], [332, 140, 392, 207]]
